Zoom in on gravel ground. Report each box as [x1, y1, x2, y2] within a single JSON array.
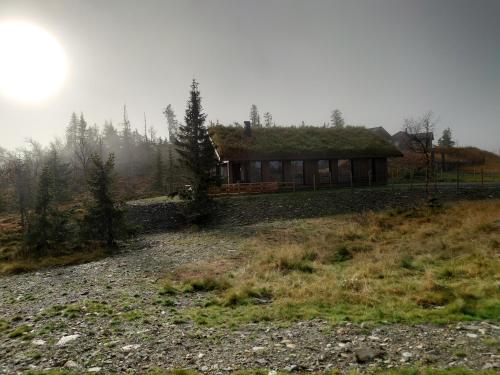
[[1, 225, 499, 374]]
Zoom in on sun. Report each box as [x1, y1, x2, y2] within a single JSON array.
[[0, 21, 67, 102]]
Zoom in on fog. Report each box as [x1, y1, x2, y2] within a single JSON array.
[[0, 0, 499, 152]]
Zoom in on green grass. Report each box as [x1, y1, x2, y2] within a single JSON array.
[[164, 200, 500, 327]]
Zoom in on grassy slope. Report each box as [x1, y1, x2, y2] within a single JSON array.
[[166, 200, 500, 327]]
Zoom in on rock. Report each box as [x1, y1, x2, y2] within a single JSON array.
[[268, 371, 278, 375], [122, 344, 141, 352], [56, 334, 80, 346], [198, 352, 205, 359], [286, 343, 296, 349], [252, 346, 266, 352], [200, 366, 209, 372], [31, 339, 46, 346], [64, 360, 79, 368], [87, 367, 102, 373], [355, 347, 383, 363], [466, 333, 478, 339], [401, 352, 413, 362]]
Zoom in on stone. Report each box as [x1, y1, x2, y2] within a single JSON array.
[[64, 360, 79, 368], [31, 339, 46, 346], [200, 366, 209, 372], [56, 334, 80, 346], [87, 367, 102, 373], [252, 346, 266, 352], [466, 333, 478, 339], [122, 344, 141, 352], [355, 347, 383, 363]]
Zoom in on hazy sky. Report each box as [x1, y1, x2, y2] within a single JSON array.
[[0, 0, 499, 151]]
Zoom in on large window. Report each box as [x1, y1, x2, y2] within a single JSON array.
[[269, 160, 283, 182], [291, 160, 304, 184], [338, 159, 351, 184], [318, 160, 330, 184], [249, 161, 262, 182]]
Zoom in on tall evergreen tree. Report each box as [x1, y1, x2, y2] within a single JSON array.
[[263, 112, 273, 128], [438, 127, 455, 148], [250, 104, 261, 128], [24, 165, 68, 257], [81, 153, 125, 248], [331, 109, 345, 128], [152, 143, 164, 191], [175, 79, 217, 219], [163, 104, 179, 143]]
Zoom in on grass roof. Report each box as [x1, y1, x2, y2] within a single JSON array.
[[209, 125, 402, 161]]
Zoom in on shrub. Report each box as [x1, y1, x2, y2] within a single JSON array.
[[328, 244, 352, 263]]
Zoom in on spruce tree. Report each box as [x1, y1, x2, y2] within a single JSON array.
[[24, 165, 68, 257], [331, 109, 345, 128], [81, 153, 125, 248], [438, 127, 455, 148], [175, 79, 217, 220], [250, 104, 261, 128], [264, 112, 273, 128], [152, 143, 164, 192]]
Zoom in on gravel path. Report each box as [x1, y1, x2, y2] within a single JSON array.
[[1, 226, 499, 374]]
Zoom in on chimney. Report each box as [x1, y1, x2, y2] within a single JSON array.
[[243, 121, 252, 137]]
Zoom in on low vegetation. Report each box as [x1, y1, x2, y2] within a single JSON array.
[[164, 200, 500, 326]]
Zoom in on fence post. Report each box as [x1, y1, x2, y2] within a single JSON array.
[[350, 171, 354, 192], [293, 181, 296, 192], [313, 174, 316, 191], [456, 167, 459, 192], [368, 170, 372, 190], [410, 168, 413, 191], [238, 182, 240, 195], [481, 168, 484, 187], [329, 172, 332, 189]]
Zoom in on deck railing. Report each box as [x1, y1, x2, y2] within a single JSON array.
[[208, 181, 296, 196]]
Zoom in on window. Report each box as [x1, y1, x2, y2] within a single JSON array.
[[249, 161, 262, 182], [291, 160, 304, 184], [338, 159, 351, 184], [269, 160, 283, 182], [318, 160, 330, 184]]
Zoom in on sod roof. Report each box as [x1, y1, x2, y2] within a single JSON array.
[[209, 125, 403, 161]]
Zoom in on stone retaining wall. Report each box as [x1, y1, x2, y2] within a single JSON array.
[[126, 186, 500, 232]]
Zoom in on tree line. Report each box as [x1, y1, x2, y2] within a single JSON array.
[[0, 79, 218, 260]]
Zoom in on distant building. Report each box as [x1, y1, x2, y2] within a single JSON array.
[[209, 123, 402, 186], [368, 126, 392, 142], [392, 131, 434, 153]]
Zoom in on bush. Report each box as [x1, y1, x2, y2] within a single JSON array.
[[328, 244, 352, 263]]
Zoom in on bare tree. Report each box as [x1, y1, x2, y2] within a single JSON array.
[[402, 111, 436, 193]]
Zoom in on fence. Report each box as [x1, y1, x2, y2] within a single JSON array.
[[388, 166, 500, 191], [162, 167, 500, 197]]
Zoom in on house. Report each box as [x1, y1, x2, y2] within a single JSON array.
[[392, 131, 434, 153], [368, 126, 392, 142], [209, 123, 402, 187]]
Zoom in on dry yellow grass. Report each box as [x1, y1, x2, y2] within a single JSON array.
[[173, 199, 500, 326]]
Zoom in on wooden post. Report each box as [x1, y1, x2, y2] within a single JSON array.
[[410, 169, 413, 191], [456, 167, 459, 191], [368, 170, 372, 190], [391, 170, 395, 192], [481, 168, 484, 187], [238, 182, 240, 195], [350, 171, 354, 192], [329, 172, 332, 189], [313, 174, 316, 191], [293, 181, 296, 192]]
